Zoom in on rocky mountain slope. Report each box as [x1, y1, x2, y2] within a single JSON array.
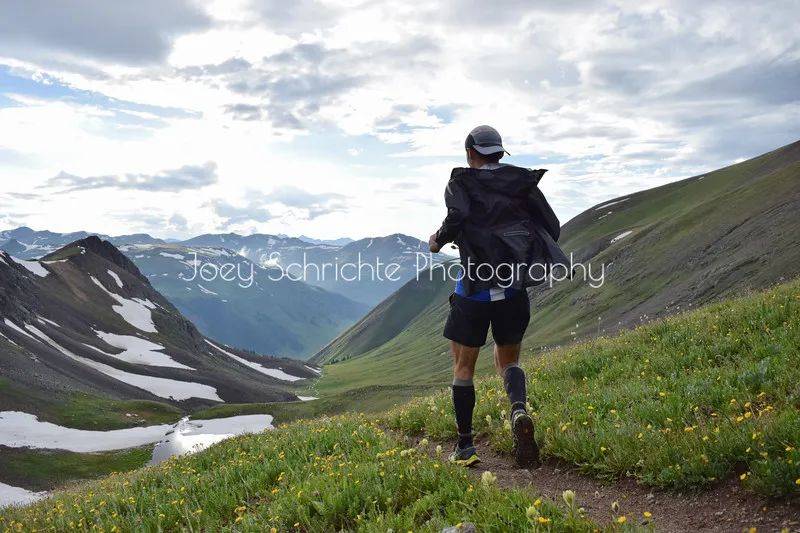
[[0, 236, 318, 422], [1, 229, 446, 354], [1, 231, 371, 357], [311, 140, 800, 398]]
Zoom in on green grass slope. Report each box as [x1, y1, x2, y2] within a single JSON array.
[[314, 139, 800, 399], [388, 278, 800, 497], [4, 279, 798, 532], [0, 416, 598, 532]]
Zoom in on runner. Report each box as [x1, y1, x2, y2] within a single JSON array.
[[429, 125, 567, 468]]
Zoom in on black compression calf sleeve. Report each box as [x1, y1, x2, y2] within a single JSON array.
[[452, 378, 475, 447], [503, 364, 527, 413]]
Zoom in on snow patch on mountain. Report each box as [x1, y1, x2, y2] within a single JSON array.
[[10, 257, 49, 277], [36, 316, 61, 328], [611, 230, 633, 244], [197, 284, 218, 296], [150, 415, 274, 464], [92, 331, 192, 369], [205, 340, 304, 381], [107, 269, 124, 288], [90, 276, 157, 333], [0, 481, 47, 509], [0, 410, 172, 452], [595, 198, 630, 211], [24, 325, 218, 401], [3, 319, 39, 342]]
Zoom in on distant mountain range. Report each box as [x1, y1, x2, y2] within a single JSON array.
[[118, 242, 367, 357], [296, 235, 354, 246], [178, 232, 449, 305], [1, 228, 447, 356], [1, 229, 445, 305], [311, 140, 800, 396], [0, 236, 320, 425]]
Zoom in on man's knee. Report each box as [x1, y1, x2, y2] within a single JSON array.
[[452, 343, 478, 377], [495, 343, 521, 370]]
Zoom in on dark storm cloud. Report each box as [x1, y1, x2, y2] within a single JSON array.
[[42, 162, 218, 193], [0, 0, 211, 65]]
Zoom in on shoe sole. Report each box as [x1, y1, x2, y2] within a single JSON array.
[[450, 454, 481, 467], [512, 414, 540, 468]]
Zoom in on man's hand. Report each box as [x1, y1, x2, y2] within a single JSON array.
[[428, 233, 441, 253]]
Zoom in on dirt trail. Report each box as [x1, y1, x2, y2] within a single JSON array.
[[399, 434, 800, 532]]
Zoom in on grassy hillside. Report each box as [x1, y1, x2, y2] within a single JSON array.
[[0, 416, 597, 532], [388, 278, 800, 497], [3, 279, 797, 531], [313, 140, 800, 401]]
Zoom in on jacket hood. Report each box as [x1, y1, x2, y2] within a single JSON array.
[[452, 165, 547, 197]]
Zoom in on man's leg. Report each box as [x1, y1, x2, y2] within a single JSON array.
[[494, 343, 527, 415], [452, 341, 479, 450], [495, 341, 539, 466]]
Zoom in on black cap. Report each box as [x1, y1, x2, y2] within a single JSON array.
[[464, 125, 510, 155]]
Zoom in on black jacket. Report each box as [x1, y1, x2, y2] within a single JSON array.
[[434, 164, 568, 294]]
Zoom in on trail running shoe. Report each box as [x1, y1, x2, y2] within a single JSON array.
[[511, 410, 540, 468], [448, 444, 481, 467]]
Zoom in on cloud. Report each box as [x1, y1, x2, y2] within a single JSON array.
[[248, 0, 341, 35], [168, 213, 189, 232], [216, 38, 439, 130], [261, 185, 347, 217], [1, 0, 799, 238], [43, 162, 218, 192], [209, 199, 274, 228], [177, 57, 252, 78], [210, 186, 347, 227], [1, 191, 42, 201], [0, 0, 211, 65], [224, 42, 369, 129], [672, 54, 800, 106], [223, 103, 264, 121]]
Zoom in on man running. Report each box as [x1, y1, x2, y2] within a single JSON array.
[[428, 125, 566, 468]]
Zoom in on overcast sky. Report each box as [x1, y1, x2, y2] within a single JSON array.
[[0, 0, 798, 241]]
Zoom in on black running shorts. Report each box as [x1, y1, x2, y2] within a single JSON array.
[[443, 291, 531, 347]]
